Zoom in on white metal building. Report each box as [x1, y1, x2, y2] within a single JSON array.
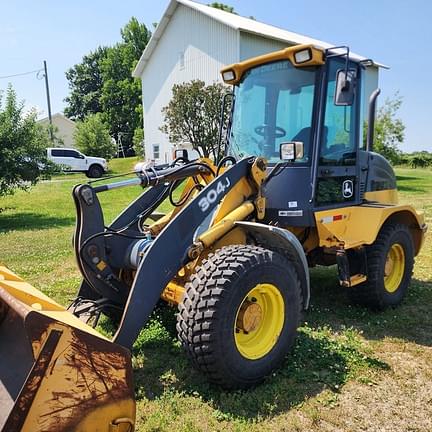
[[133, 0, 380, 163]]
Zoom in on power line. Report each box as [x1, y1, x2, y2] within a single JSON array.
[[0, 68, 43, 80], [0, 61, 53, 143]]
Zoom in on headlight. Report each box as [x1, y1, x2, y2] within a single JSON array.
[[222, 70, 235, 81], [294, 48, 312, 64]]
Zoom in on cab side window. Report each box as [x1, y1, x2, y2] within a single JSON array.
[[64, 150, 79, 158], [319, 60, 357, 166], [51, 149, 64, 157]]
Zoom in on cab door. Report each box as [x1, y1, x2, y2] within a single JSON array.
[[314, 58, 361, 209], [63, 149, 82, 171]]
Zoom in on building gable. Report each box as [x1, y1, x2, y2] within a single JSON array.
[[140, 3, 239, 162]]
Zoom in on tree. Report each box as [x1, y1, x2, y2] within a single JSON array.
[[161, 80, 231, 160], [99, 18, 151, 149], [209, 2, 256, 19], [74, 113, 116, 160], [133, 127, 145, 158], [408, 151, 432, 168], [208, 2, 237, 13], [64, 18, 151, 149], [120, 17, 152, 59], [64, 46, 108, 120], [365, 94, 405, 164], [0, 86, 54, 196], [99, 43, 143, 148]]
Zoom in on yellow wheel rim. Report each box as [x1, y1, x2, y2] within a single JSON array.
[[384, 243, 405, 293], [234, 283, 285, 360]]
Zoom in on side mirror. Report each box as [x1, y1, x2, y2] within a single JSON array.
[[334, 69, 356, 106], [279, 141, 304, 162]]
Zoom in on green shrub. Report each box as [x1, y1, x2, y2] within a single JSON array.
[[74, 113, 116, 160], [0, 85, 55, 196], [408, 153, 432, 168], [133, 127, 145, 158]]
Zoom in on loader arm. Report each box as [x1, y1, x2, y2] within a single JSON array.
[[114, 157, 255, 347], [71, 156, 265, 348]]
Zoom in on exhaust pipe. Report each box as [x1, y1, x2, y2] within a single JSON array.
[[366, 88, 381, 152]]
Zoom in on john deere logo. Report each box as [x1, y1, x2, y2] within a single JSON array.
[[342, 180, 354, 198]]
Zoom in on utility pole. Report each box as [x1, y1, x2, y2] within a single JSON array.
[[43, 60, 54, 141]]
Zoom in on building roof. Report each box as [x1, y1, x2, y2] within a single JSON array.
[[38, 112, 76, 126], [133, 0, 386, 77]]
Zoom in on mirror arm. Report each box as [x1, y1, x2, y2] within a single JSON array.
[[343, 47, 350, 89], [366, 88, 381, 152], [325, 46, 350, 81], [326, 46, 355, 103]]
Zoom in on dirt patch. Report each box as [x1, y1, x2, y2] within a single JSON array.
[[299, 342, 432, 432]]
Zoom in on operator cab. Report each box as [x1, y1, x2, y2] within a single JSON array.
[[221, 45, 392, 227]]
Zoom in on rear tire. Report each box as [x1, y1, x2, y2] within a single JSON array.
[[177, 244, 302, 389], [87, 164, 103, 178], [348, 223, 414, 310]]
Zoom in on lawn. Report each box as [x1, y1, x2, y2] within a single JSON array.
[[0, 160, 431, 431]]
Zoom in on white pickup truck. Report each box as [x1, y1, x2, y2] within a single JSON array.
[[47, 148, 108, 178]]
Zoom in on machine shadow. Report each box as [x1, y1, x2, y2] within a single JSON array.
[[395, 175, 427, 193], [0, 212, 75, 233], [395, 175, 419, 181], [131, 296, 389, 420], [396, 184, 427, 194], [133, 331, 363, 419]]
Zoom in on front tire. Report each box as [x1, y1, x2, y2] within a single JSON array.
[[177, 244, 302, 389], [87, 164, 104, 178], [348, 223, 414, 310]]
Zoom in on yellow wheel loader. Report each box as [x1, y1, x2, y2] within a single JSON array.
[[0, 44, 427, 431]]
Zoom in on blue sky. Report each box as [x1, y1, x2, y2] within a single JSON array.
[[1, 0, 431, 152]]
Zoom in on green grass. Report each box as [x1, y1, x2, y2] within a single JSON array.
[[0, 161, 431, 431]]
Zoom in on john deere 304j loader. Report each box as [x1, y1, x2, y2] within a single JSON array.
[[0, 44, 427, 431]]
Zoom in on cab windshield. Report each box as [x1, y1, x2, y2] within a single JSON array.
[[228, 60, 318, 164]]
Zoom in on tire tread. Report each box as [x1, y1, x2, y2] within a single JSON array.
[[348, 223, 414, 309], [177, 244, 302, 388]]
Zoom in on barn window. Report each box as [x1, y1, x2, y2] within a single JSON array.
[[179, 51, 185, 70], [153, 144, 160, 159]]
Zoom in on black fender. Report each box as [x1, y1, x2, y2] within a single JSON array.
[[113, 157, 254, 348], [235, 221, 310, 309]]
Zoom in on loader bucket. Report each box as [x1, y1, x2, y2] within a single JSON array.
[[0, 266, 135, 432]]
